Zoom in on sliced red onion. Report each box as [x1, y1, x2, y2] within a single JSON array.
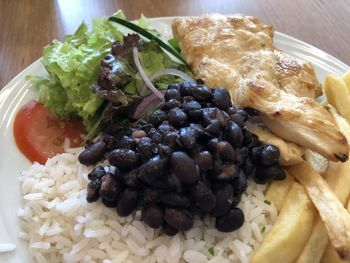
[[132, 47, 165, 100], [141, 68, 194, 93], [128, 91, 165, 119], [149, 68, 194, 82]]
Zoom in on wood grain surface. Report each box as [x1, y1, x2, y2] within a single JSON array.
[[1, 0, 350, 89]]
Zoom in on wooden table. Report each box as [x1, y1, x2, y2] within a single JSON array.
[[1, 0, 350, 89]]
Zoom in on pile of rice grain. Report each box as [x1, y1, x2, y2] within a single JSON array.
[[18, 148, 277, 263]]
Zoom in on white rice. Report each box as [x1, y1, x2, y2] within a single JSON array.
[[18, 148, 277, 263]]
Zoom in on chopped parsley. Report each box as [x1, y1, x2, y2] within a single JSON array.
[[264, 200, 271, 205], [260, 226, 266, 234], [208, 246, 215, 256]]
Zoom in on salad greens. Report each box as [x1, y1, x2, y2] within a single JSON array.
[[28, 11, 187, 137], [108, 16, 186, 63]]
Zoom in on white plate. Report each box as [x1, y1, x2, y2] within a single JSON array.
[[0, 17, 349, 262]]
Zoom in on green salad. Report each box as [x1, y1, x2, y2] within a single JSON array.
[[28, 11, 189, 138]]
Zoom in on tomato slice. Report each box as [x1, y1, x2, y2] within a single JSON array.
[[13, 100, 85, 164]]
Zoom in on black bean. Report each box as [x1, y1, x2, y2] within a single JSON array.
[[194, 151, 213, 172], [148, 128, 163, 144], [216, 141, 237, 161], [108, 149, 139, 169], [171, 151, 199, 184], [139, 155, 169, 184], [193, 181, 216, 212], [163, 131, 179, 147], [88, 166, 106, 180], [216, 110, 230, 128], [167, 83, 179, 90], [149, 109, 168, 127], [86, 179, 101, 203], [205, 119, 221, 137], [212, 88, 232, 110], [116, 189, 139, 217], [274, 166, 286, 180], [179, 81, 196, 96], [136, 137, 155, 161], [188, 109, 203, 121], [216, 164, 239, 181], [254, 164, 285, 184], [215, 208, 244, 232], [208, 138, 220, 152], [160, 192, 190, 208], [141, 206, 164, 228], [163, 223, 179, 236], [239, 147, 249, 160], [229, 113, 244, 127], [141, 123, 153, 133], [148, 178, 171, 190], [178, 127, 197, 151], [157, 122, 177, 134], [243, 158, 255, 177], [79, 141, 107, 165], [243, 130, 260, 149], [202, 102, 214, 108], [103, 135, 119, 151], [108, 166, 122, 180], [231, 194, 242, 207], [143, 188, 162, 204], [99, 174, 121, 201], [233, 170, 247, 194], [160, 99, 182, 111], [259, 145, 280, 166], [255, 164, 285, 183], [123, 168, 140, 188], [227, 107, 236, 115], [183, 100, 202, 112], [164, 208, 193, 231], [158, 145, 173, 158], [165, 172, 183, 192], [117, 135, 136, 149], [211, 184, 234, 217], [201, 108, 218, 125], [208, 158, 223, 177], [236, 109, 249, 121], [164, 89, 181, 101], [168, 107, 188, 127], [192, 85, 213, 101], [224, 122, 243, 148], [102, 198, 117, 207], [190, 123, 212, 141], [251, 146, 264, 163]]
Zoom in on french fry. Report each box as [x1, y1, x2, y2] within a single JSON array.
[[288, 162, 350, 260], [265, 171, 294, 213], [322, 200, 350, 263], [324, 75, 350, 122], [296, 162, 350, 263], [298, 110, 350, 263], [343, 70, 350, 92], [297, 218, 328, 263], [250, 182, 316, 263]]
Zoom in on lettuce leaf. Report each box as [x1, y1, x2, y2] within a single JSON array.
[[28, 12, 126, 131]]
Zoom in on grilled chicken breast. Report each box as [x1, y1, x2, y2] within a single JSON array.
[[172, 14, 348, 161], [275, 50, 322, 99]]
